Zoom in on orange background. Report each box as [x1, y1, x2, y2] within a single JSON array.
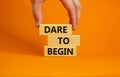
[[0, 0, 120, 76]]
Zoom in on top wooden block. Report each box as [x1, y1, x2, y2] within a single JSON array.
[[39, 24, 72, 35]]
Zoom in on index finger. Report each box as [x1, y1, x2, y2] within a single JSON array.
[[60, 0, 77, 30]]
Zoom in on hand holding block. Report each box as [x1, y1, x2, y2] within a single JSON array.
[[48, 35, 80, 46], [44, 46, 76, 56], [39, 24, 72, 35]]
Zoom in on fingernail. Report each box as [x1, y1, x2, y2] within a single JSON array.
[[73, 24, 77, 30], [35, 21, 40, 28], [73, 27, 76, 31]]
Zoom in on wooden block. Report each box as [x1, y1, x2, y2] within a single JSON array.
[[39, 24, 72, 35], [44, 46, 76, 56], [48, 35, 80, 46]]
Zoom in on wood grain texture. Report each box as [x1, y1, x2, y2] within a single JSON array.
[[48, 35, 80, 46], [39, 24, 72, 35], [44, 46, 76, 56]]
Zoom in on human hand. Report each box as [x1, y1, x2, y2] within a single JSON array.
[[31, 0, 81, 30]]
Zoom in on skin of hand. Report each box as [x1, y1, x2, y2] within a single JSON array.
[[31, 0, 81, 30]]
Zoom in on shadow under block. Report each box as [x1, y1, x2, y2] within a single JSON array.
[[48, 35, 80, 46], [44, 46, 76, 56], [39, 24, 72, 35]]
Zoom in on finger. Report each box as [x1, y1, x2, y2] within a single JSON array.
[[72, 0, 81, 24], [33, 4, 42, 27], [31, 0, 45, 27], [60, 0, 77, 30]]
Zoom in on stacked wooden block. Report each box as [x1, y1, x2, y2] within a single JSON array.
[[39, 24, 80, 56]]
